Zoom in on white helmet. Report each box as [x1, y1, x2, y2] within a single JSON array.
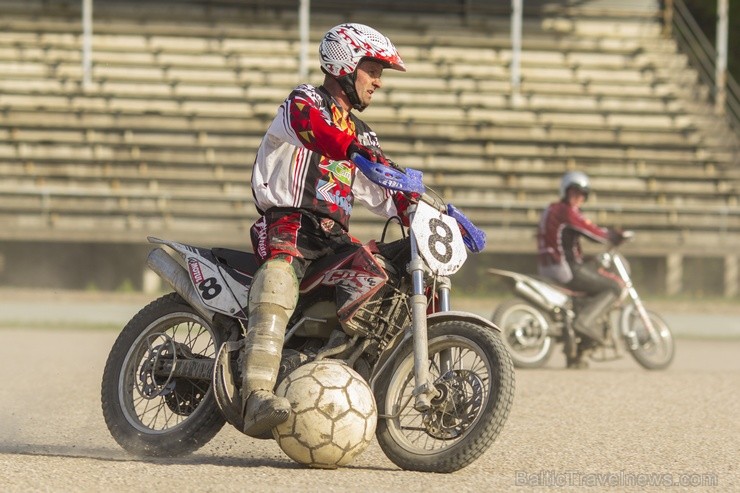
[[319, 23, 405, 77], [319, 23, 405, 111], [560, 171, 590, 200]]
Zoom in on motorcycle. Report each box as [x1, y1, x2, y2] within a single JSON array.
[[488, 232, 674, 370], [100, 155, 515, 473]]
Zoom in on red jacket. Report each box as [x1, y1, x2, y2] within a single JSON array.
[[537, 201, 610, 274]]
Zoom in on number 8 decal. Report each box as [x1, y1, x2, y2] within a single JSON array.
[[411, 200, 467, 275], [427, 218, 453, 264], [199, 277, 222, 300]]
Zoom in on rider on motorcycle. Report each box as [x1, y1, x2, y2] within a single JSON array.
[[536, 172, 625, 360], [242, 23, 411, 436]]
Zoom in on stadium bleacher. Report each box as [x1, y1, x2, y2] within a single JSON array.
[[0, 0, 737, 294]]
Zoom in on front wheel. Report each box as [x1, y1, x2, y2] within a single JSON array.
[[101, 293, 229, 457], [374, 320, 515, 473], [492, 299, 556, 368], [620, 305, 674, 370]]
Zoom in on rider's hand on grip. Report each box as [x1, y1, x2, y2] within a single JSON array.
[[347, 141, 404, 173], [347, 141, 376, 163], [608, 228, 625, 246]]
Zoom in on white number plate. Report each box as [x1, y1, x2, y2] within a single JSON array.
[[411, 201, 467, 275]]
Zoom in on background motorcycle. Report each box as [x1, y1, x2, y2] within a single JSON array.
[[100, 156, 515, 473], [489, 232, 674, 370]]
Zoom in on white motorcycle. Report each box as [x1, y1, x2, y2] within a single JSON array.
[[489, 232, 674, 370]]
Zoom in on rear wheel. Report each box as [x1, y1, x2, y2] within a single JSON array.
[[101, 293, 228, 457], [492, 299, 555, 368], [374, 320, 515, 473]]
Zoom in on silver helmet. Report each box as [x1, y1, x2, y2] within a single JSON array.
[[559, 171, 590, 200]]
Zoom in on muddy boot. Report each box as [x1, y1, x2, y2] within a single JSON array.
[[242, 390, 291, 437], [241, 259, 298, 437], [573, 291, 618, 344]]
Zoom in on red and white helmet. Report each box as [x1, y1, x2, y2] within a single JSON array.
[[319, 23, 405, 77]]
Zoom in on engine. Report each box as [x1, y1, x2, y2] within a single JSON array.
[[341, 272, 411, 349]]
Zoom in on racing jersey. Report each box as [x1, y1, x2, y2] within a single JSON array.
[[536, 200, 610, 283], [251, 83, 410, 230]]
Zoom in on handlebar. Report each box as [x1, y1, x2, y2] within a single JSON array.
[[350, 153, 425, 195], [350, 153, 486, 253]]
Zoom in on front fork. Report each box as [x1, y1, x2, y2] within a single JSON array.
[[408, 228, 453, 411], [612, 254, 657, 344]]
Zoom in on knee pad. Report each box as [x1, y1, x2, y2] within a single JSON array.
[[248, 259, 299, 316]]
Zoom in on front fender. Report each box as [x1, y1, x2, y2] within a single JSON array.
[[427, 310, 501, 333], [369, 310, 501, 391]]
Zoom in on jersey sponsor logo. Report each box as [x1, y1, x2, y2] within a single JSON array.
[[357, 130, 380, 148], [319, 160, 352, 185], [316, 177, 353, 215]]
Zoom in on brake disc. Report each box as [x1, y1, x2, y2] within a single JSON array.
[[424, 369, 484, 440]]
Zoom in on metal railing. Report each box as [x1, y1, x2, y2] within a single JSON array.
[[669, 0, 740, 138]]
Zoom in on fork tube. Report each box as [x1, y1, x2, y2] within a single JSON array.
[[436, 277, 454, 374], [612, 254, 656, 337], [437, 276, 451, 312], [408, 219, 436, 411]]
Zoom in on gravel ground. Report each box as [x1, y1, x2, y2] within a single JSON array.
[[0, 291, 738, 492]]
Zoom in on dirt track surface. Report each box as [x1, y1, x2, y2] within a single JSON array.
[[1, 325, 738, 492]]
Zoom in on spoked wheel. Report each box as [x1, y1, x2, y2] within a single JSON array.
[[492, 299, 555, 368], [375, 320, 515, 473], [101, 293, 228, 457], [620, 305, 675, 370]]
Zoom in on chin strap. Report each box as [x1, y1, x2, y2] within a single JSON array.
[[335, 73, 367, 112]]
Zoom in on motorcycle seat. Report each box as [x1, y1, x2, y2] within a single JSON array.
[[533, 275, 588, 297], [212, 247, 260, 275]]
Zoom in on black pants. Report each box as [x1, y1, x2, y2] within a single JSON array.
[[566, 261, 623, 297]]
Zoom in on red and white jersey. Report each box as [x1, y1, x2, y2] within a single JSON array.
[[536, 201, 610, 283], [251, 84, 410, 230]]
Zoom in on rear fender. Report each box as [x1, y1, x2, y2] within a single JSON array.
[[147, 236, 250, 318]]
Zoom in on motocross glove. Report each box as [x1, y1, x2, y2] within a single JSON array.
[[608, 228, 625, 246], [347, 141, 402, 172], [347, 141, 376, 162]]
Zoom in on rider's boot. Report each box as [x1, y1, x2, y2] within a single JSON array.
[[241, 259, 298, 437], [567, 338, 598, 369], [573, 291, 618, 344]]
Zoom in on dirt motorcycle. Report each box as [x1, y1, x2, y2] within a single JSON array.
[[100, 155, 514, 473], [489, 232, 674, 370]]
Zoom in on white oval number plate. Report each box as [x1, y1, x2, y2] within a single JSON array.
[[411, 201, 467, 275]]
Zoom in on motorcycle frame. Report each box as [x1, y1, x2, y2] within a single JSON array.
[[147, 198, 488, 414]]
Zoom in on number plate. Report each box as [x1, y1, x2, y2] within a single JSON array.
[[186, 255, 250, 316], [411, 201, 467, 275]]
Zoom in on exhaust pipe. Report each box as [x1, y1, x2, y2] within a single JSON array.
[[146, 247, 216, 323]]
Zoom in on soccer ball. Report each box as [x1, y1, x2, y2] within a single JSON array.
[[272, 360, 377, 468]]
